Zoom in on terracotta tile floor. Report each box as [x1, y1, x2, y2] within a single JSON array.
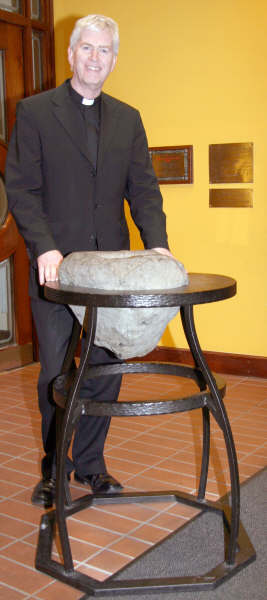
[[0, 363, 266, 598]]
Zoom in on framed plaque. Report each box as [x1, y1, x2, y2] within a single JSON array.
[[209, 188, 253, 208], [149, 145, 193, 184], [209, 143, 253, 183]]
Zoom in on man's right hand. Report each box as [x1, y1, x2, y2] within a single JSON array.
[[37, 250, 63, 285]]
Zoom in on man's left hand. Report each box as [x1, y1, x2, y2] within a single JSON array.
[[152, 247, 175, 259]]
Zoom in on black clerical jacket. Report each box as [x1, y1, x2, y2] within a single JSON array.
[[5, 81, 168, 284]]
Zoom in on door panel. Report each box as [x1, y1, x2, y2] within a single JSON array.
[[0, 20, 33, 369], [0, 1, 55, 370], [0, 21, 24, 170]]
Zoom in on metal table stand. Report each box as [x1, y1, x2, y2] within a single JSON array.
[[36, 273, 256, 596]]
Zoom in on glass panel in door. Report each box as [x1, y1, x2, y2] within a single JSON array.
[[30, 0, 41, 20], [0, 258, 14, 346], [0, 51, 7, 143], [0, 0, 22, 13], [32, 30, 43, 91]]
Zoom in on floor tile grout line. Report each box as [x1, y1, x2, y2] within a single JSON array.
[[0, 365, 266, 595], [0, 479, 33, 496], [0, 581, 33, 597], [64, 534, 109, 552], [67, 528, 153, 558], [85, 497, 184, 523], [0, 528, 40, 552], [0, 448, 41, 462], [109, 422, 198, 444], [105, 435, 194, 449], [105, 446, 197, 471], [230, 421, 267, 433], [71, 497, 187, 567], [68, 538, 140, 563], [107, 451, 201, 480], [0, 451, 33, 460], [0, 428, 40, 442], [0, 454, 41, 467], [70, 510, 173, 538], [2, 410, 40, 417], [120, 473, 196, 495], [0, 510, 40, 529], [69, 500, 158, 528], [60, 533, 154, 563], [105, 436, 194, 454], [0, 552, 47, 574], [108, 444, 239, 472], [26, 576, 71, 599], [0, 460, 42, 473], [75, 557, 112, 576], [238, 441, 267, 462]]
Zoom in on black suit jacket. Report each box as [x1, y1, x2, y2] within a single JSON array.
[[5, 81, 168, 283]]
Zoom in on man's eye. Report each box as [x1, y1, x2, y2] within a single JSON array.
[[99, 48, 109, 54]]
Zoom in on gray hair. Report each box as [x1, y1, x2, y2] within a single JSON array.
[[69, 14, 119, 55]]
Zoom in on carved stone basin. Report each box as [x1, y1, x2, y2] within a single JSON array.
[[59, 250, 188, 359]]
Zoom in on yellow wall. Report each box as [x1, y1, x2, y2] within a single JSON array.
[[53, 0, 267, 357]]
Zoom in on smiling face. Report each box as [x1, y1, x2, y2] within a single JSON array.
[[68, 27, 117, 98]]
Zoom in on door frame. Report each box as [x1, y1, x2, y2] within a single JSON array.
[[0, 0, 55, 370]]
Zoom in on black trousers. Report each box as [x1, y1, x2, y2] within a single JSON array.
[[31, 296, 122, 479]]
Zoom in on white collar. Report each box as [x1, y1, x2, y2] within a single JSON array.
[[82, 98, 95, 106]]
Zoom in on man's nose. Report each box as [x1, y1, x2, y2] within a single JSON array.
[[89, 47, 98, 61]]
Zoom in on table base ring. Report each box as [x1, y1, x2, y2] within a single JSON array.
[[36, 489, 256, 596]]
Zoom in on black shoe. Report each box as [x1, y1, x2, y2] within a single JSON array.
[[74, 472, 123, 494], [31, 477, 56, 508], [31, 474, 71, 508]]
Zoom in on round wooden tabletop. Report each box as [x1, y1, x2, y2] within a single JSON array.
[[44, 273, 236, 308]]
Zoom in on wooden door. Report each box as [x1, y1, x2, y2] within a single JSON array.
[[0, 1, 55, 370], [0, 22, 24, 171]]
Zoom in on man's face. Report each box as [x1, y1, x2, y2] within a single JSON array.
[[68, 27, 117, 97]]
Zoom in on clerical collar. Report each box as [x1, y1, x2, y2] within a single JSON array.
[[67, 79, 101, 106], [82, 97, 94, 106]]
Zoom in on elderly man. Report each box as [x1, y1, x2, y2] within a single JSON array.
[[5, 14, 171, 507]]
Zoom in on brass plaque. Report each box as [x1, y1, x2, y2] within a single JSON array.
[[209, 143, 253, 183], [149, 145, 193, 184], [209, 189, 253, 208]]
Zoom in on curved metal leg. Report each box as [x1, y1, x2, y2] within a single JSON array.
[[55, 318, 82, 509], [55, 306, 97, 570], [198, 406, 210, 500], [180, 305, 240, 565], [55, 405, 72, 507], [61, 317, 82, 374]]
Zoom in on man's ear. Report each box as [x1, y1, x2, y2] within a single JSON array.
[[67, 46, 73, 70], [111, 54, 117, 73]]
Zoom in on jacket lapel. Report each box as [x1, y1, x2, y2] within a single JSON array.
[[50, 83, 121, 172], [97, 93, 121, 169], [51, 82, 94, 166]]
